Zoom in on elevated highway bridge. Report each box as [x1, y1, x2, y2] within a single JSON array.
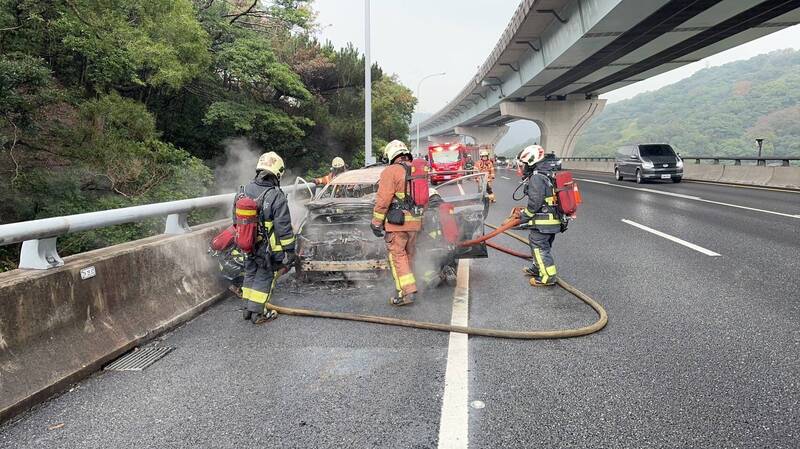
[[413, 0, 800, 156]]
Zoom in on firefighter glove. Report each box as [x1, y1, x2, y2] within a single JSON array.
[[370, 223, 384, 238]]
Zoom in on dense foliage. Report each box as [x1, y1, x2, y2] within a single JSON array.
[[0, 0, 416, 270], [575, 49, 800, 157]]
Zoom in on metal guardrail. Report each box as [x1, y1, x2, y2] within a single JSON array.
[[0, 181, 315, 270], [562, 157, 799, 166]]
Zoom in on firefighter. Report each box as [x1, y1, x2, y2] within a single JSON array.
[[517, 145, 560, 287], [417, 188, 457, 289], [371, 140, 422, 306], [475, 149, 496, 202], [238, 151, 297, 322], [313, 156, 347, 186]]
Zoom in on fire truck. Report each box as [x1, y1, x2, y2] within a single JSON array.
[[427, 143, 480, 184]]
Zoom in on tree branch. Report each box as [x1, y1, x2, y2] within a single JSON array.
[[228, 0, 259, 24]]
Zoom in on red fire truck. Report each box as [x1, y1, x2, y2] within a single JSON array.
[[428, 143, 478, 184]]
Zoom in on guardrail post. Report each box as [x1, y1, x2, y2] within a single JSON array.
[[782, 159, 790, 167], [713, 158, 720, 165], [19, 238, 64, 270], [734, 159, 741, 166], [694, 158, 700, 164], [757, 159, 765, 167], [164, 213, 190, 234]]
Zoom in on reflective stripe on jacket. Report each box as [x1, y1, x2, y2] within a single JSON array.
[[521, 172, 561, 233], [372, 163, 422, 232]]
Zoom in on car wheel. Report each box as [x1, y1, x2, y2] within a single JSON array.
[[614, 167, 622, 181], [635, 169, 644, 184], [672, 176, 682, 183]]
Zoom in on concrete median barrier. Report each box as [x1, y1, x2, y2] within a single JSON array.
[[562, 161, 612, 173], [0, 220, 228, 422], [767, 167, 800, 189], [717, 165, 775, 187], [682, 164, 724, 182]]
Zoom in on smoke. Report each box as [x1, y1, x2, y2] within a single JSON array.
[[214, 138, 263, 194]]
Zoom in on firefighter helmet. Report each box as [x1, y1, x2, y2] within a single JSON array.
[[518, 145, 546, 167], [331, 157, 345, 169], [479, 149, 490, 158], [384, 140, 411, 163], [256, 151, 285, 178]]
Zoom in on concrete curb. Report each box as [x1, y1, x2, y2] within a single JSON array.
[[0, 221, 229, 422]]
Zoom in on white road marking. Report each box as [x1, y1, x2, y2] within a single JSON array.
[[577, 178, 798, 219], [621, 219, 721, 257], [501, 176, 510, 180], [437, 259, 470, 449], [457, 183, 465, 196]]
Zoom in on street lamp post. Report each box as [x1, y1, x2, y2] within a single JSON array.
[[415, 72, 446, 155], [364, 0, 373, 165], [755, 138, 765, 166]]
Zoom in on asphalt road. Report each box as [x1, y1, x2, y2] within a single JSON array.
[[2, 170, 798, 448]]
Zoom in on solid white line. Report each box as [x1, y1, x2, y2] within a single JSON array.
[[577, 178, 798, 219], [457, 183, 465, 196], [437, 259, 470, 449], [621, 219, 721, 257]]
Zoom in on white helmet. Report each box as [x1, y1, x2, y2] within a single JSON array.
[[256, 151, 285, 178], [384, 140, 411, 163], [331, 157, 345, 169], [517, 145, 546, 167], [479, 149, 490, 158]]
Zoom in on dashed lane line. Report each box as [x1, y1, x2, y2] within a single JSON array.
[[622, 219, 721, 257], [437, 259, 470, 449], [577, 178, 799, 219], [501, 176, 510, 180]]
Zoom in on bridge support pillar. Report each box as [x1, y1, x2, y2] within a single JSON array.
[[454, 125, 509, 155], [500, 97, 606, 157]]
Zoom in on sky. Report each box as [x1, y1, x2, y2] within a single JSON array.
[[313, 0, 800, 112]]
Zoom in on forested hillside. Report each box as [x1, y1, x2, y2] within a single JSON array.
[[574, 49, 800, 157], [0, 0, 415, 270]]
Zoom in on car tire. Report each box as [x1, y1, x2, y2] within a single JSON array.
[[672, 176, 682, 183], [614, 167, 622, 181], [635, 169, 644, 184]]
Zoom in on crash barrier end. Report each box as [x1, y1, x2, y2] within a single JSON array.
[[0, 220, 229, 423]]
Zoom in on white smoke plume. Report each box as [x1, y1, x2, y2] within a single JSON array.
[[214, 138, 263, 195]]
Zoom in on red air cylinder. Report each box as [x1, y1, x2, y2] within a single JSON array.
[[210, 225, 236, 251], [554, 171, 579, 215], [408, 158, 430, 207], [438, 203, 460, 244], [234, 195, 260, 254]]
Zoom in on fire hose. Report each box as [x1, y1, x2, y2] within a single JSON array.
[[264, 218, 608, 339]]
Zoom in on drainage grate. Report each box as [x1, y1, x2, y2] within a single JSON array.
[[104, 346, 173, 371]]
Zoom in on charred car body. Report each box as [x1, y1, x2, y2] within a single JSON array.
[[296, 166, 489, 282]]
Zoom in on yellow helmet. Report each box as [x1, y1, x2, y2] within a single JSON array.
[[256, 151, 285, 178], [383, 140, 411, 162], [331, 157, 345, 169], [479, 149, 490, 158], [518, 145, 546, 166]]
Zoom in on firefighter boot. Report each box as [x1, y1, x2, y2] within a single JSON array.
[[252, 309, 279, 324], [488, 193, 496, 203], [523, 265, 539, 277], [390, 292, 416, 306], [529, 276, 556, 287]]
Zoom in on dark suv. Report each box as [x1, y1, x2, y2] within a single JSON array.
[[614, 144, 683, 183]]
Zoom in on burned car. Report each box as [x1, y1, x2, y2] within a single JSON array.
[[296, 166, 489, 282]]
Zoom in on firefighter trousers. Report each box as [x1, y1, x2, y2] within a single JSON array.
[[385, 231, 418, 296], [241, 245, 278, 314], [529, 231, 557, 284]]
